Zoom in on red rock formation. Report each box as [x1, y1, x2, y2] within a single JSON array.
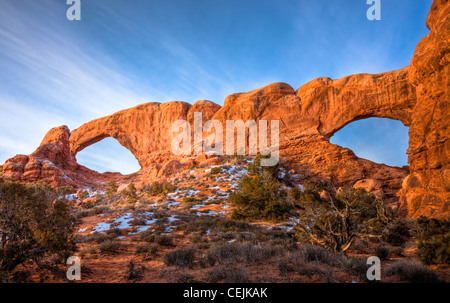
[[1, 1, 448, 218], [398, 0, 450, 218]]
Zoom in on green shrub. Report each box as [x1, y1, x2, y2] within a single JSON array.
[[211, 167, 221, 175], [417, 232, 450, 265], [123, 183, 138, 204], [415, 217, 450, 265], [105, 181, 118, 199], [183, 197, 198, 203], [146, 181, 177, 196], [57, 186, 73, 196], [247, 153, 279, 180], [79, 190, 89, 200], [230, 175, 293, 222], [0, 179, 75, 278]]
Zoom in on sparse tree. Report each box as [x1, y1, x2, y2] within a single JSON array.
[[295, 186, 389, 252], [0, 179, 75, 281], [105, 180, 118, 199]]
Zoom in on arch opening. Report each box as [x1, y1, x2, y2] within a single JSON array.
[[75, 137, 141, 175], [329, 117, 409, 167]]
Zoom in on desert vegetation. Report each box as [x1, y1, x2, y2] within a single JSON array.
[[0, 155, 448, 283]]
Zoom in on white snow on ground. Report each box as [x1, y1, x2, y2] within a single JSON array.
[[64, 194, 78, 200], [167, 201, 181, 207], [77, 228, 87, 233], [129, 225, 152, 235], [92, 222, 111, 233], [114, 213, 133, 229], [197, 210, 217, 216], [167, 215, 179, 222], [185, 189, 200, 196]]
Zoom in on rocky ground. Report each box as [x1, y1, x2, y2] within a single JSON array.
[[13, 156, 447, 284]]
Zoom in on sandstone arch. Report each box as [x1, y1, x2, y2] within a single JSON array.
[[1, 0, 448, 218], [69, 100, 222, 168]]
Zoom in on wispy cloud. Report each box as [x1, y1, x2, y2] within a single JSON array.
[[0, 2, 168, 171], [0, 1, 428, 172]]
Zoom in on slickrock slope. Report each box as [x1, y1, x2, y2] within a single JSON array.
[[1, 0, 448, 218]]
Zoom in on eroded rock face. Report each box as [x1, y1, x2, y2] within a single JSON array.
[[398, 0, 450, 218], [1, 0, 448, 218]]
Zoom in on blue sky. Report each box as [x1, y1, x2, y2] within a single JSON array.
[[0, 0, 431, 173]]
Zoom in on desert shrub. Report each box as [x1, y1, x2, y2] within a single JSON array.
[[139, 232, 173, 247], [375, 243, 390, 260], [74, 208, 97, 219], [183, 216, 252, 234], [243, 244, 281, 264], [350, 239, 370, 254], [78, 246, 98, 258], [189, 234, 208, 244], [98, 240, 122, 254], [155, 235, 173, 247], [230, 175, 293, 222], [295, 245, 341, 267], [288, 186, 302, 204], [105, 181, 118, 199], [414, 217, 450, 240], [0, 179, 75, 278], [123, 183, 138, 204], [57, 186, 72, 196], [302, 180, 325, 193], [207, 243, 243, 264], [74, 232, 115, 244], [135, 243, 158, 255], [125, 260, 144, 281], [383, 220, 410, 246], [338, 256, 369, 279], [129, 217, 147, 226], [207, 243, 280, 266], [296, 186, 389, 252], [385, 260, 440, 283], [278, 250, 337, 282], [295, 262, 336, 282], [416, 233, 450, 266], [140, 230, 155, 243], [164, 248, 197, 268], [414, 217, 450, 265], [207, 266, 250, 283], [79, 190, 89, 200], [161, 269, 196, 283], [247, 153, 279, 180], [183, 197, 198, 203], [211, 167, 222, 175], [105, 227, 124, 237], [146, 181, 177, 196]]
